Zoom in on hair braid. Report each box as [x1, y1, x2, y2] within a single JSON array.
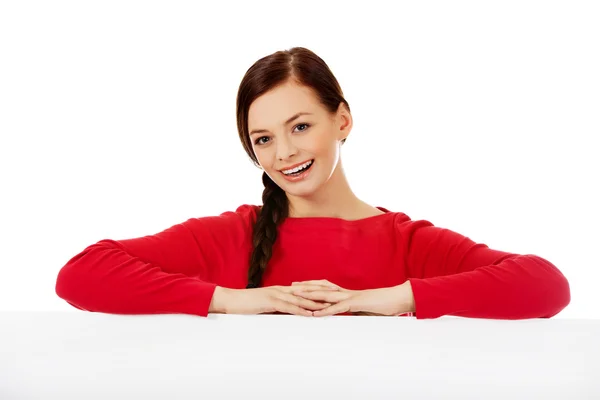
[[246, 172, 289, 288]]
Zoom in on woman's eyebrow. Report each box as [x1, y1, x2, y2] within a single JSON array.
[[250, 112, 313, 136]]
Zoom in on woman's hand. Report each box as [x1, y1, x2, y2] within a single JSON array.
[[210, 284, 338, 316], [291, 279, 415, 317]]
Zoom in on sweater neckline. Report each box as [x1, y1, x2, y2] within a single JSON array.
[[279, 206, 394, 229]]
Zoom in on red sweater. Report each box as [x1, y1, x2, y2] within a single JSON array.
[[55, 204, 570, 319]]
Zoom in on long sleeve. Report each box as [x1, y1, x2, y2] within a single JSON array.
[[401, 218, 571, 319], [55, 204, 258, 317]]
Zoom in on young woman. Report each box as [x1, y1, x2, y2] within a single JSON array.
[[55, 47, 571, 319]]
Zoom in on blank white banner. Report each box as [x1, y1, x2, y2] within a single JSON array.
[[1, 312, 598, 399]]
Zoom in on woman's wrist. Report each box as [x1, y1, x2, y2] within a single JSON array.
[[402, 280, 416, 313], [209, 286, 232, 314]]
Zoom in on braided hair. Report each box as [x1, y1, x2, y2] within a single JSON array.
[[246, 172, 288, 288]]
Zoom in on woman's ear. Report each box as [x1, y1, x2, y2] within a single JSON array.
[[336, 103, 352, 141]]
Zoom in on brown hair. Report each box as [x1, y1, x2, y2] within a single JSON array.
[[236, 47, 350, 288]]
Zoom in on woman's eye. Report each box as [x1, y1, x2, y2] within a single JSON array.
[[255, 136, 269, 145], [295, 123, 310, 132]]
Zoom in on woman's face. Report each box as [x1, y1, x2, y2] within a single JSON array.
[[247, 80, 352, 198]]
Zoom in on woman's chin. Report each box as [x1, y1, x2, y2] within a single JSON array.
[[277, 178, 320, 197]]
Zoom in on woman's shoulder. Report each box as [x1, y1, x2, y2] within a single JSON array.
[[229, 204, 261, 219], [181, 204, 260, 233], [374, 207, 438, 236]]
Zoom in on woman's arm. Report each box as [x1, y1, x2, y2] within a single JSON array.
[[55, 205, 258, 316], [400, 218, 571, 319]]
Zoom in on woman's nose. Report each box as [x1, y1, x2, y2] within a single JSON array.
[[276, 136, 298, 160]]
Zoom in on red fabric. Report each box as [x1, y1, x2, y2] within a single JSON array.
[[55, 204, 570, 319]]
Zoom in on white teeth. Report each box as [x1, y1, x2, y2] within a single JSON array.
[[282, 160, 313, 175]]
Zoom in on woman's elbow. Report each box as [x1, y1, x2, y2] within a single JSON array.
[[55, 253, 95, 310], [55, 263, 79, 306], [542, 269, 571, 318]]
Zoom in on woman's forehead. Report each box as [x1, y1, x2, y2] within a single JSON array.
[[248, 85, 320, 129]]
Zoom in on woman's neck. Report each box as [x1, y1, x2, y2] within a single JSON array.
[[286, 161, 380, 220]]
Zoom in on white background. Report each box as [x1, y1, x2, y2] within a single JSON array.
[[1, 1, 598, 318]]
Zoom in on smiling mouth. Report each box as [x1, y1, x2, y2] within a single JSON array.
[[281, 159, 314, 177]]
